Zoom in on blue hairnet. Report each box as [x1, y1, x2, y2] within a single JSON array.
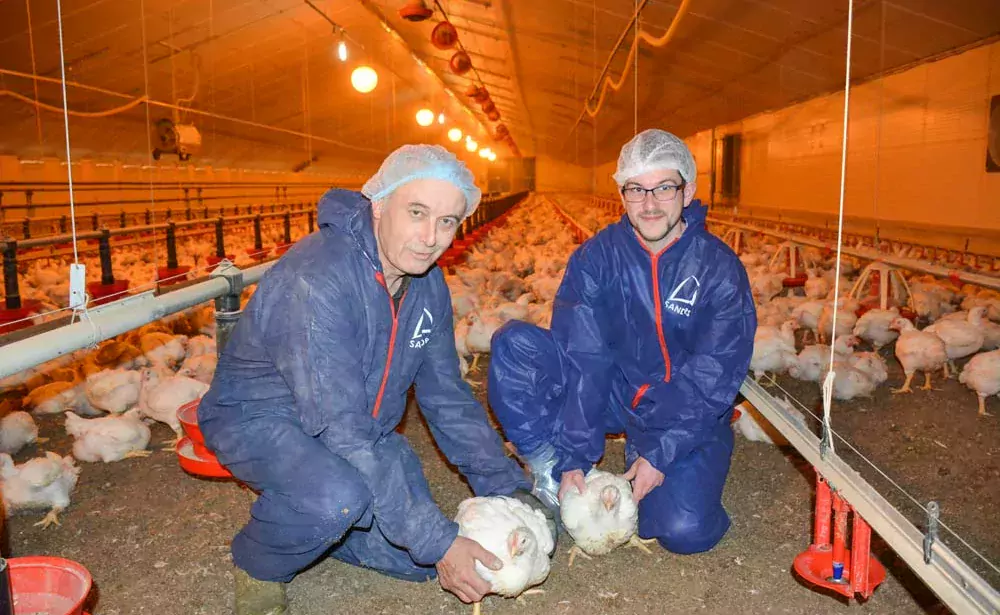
[[362, 144, 482, 217]]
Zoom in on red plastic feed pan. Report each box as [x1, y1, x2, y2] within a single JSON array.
[[177, 399, 210, 457], [177, 437, 233, 479], [7, 556, 92, 615]]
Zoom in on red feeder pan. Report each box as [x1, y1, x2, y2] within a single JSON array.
[[782, 274, 808, 288], [793, 475, 885, 601], [0, 299, 42, 334], [177, 437, 233, 479], [156, 266, 192, 284], [177, 398, 211, 458], [87, 279, 130, 306], [275, 245, 292, 256], [206, 255, 235, 271], [246, 246, 271, 261], [7, 556, 92, 615]]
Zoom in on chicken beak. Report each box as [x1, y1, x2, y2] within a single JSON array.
[[600, 485, 620, 512], [507, 527, 530, 558]]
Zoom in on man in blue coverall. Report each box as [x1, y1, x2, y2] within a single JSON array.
[[198, 145, 548, 615], [489, 129, 756, 554]]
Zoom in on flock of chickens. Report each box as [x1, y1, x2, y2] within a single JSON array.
[[1, 192, 999, 609]]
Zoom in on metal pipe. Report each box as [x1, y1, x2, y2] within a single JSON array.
[[0, 261, 272, 379], [708, 216, 1000, 292]]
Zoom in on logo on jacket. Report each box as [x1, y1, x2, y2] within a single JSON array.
[[409, 308, 434, 348], [664, 275, 700, 317]]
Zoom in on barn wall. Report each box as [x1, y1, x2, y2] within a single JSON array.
[[682, 40, 1000, 253], [535, 155, 593, 193]]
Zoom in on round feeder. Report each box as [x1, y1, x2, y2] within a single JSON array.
[[177, 398, 210, 458], [87, 279, 130, 306], [177, 437, 233, 479], [7, 556, 92, 615], [848, 261, 914, 318]]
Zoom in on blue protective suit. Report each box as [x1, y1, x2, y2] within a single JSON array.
[[198, 188, 529, 583], [488, 200, 756, 554]]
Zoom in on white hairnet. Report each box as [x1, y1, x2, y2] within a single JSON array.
[[362, 144, 482, 217], [612, 129, 696, 186]]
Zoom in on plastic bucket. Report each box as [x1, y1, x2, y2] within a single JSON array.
[[7, 556, 92, 615]]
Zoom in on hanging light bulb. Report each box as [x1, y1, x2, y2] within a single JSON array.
[[465, 137, 478, 153], [447, 128, 463, 142], [351, 66, 378, 93], [337, 40, 348, 62], [488, 151, 497, 162], [478, 147, 491, 159], [437, 113, 446, 124], [416, 108, 435, 127]]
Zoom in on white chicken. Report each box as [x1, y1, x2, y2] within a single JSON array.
[[137, 368, 209, 447], [559, 469, 656, 566], [177, 353, 218, 384], [750, 320, 798, 381], [0, 451, 80, 529], [890, 317, 948, 393], [852, 307, 899, 350], [454, 496, 554, 614], [818, 302, 859, 344], [0, 411, 43, 455], [65, 409, 152, 462], [732, 398, 807, 445], [958, 349, 1000, 416], [924, 307, 987, 377], [84, 369, 142, 414]]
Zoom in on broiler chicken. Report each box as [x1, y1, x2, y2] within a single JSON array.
[[0, 411, 43, 455], [84, 369, 142, 414], [559, 469, 657, 566], [732, 397, 806, 445], [177, 353, 218, 384], [65, 409, 152, 462], [0, 451, 80, 529], [890, 317, 948, 393], [750, 320, 798, 381], [455, 496, 554, 614], [140, 332, 188, 368], [924, 307, 987, 377], [853, 307, 899, 350], [137, 368, 209, 448], [958, 349, 1000, 416]]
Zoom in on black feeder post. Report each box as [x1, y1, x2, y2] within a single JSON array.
[[212, 264, 244, 354], [283, 211, 292, 246], [215, 217, 226, 258], [166, 221, 179, 270], [253, 214, 263, 253], [120, 210, 127, 228], [59, 215, 68, 234], [145, 208, 152, 225], [2, 240, 21, 310], [92, 212, 99, 231], [308, 210, 315, 233], [98, 228, 115, 286], [21, 219, 30, 240]]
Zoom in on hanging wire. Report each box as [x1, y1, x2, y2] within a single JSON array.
[[53, 0, 79, 266], [819, 0, 856, 458], [23, 0, 44, 149], [633, 0, 639, 137], [139, 0, 159, 284], [872, 0, 886, 241]]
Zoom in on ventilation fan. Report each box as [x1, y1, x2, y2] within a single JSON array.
[[152, 118, 202, 162], [988, 94, 1000, 173]]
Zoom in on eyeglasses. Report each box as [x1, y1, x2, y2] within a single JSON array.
[[621, 182, 686, 204]]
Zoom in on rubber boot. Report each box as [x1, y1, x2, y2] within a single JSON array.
[[234, 566, 288, 615], [519, 442, 562, 515]]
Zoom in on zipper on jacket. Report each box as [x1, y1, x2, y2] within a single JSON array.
[[637, 232, 681, 383], [372, 271, 406, 419]]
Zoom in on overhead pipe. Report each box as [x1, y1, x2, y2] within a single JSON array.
[[0, 261, 272, 379]]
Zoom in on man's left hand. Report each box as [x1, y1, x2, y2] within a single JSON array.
[[622, 456, 664, 504]]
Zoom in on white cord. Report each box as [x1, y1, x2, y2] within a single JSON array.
[[53, 0, 79, 265], [821, 0, 855, 458]]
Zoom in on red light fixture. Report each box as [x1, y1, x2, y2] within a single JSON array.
[[449, 50, 472, 75], [399, 0, 434, 21], [431, 21, 459, 49]]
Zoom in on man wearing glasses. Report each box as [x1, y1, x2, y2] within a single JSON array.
[[488, 129, 756, 554]]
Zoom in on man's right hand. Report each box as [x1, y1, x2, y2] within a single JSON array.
[[436, 536, 502, 604], [557, 469, 586, 502]]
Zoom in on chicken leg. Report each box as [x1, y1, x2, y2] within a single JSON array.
[[977, 395, 992, 417], [470, 353, 481, 373], [891, 372, 914, 394], [515, 589, 545, 605], [123, 449, 153, 459], [472, 602, 481, 615], [34, 506, 63, 529], [920, 372, 936, 391], [161, 432, 183, 452], [625, 534, 658, 554], [567, 545, 593, 567]]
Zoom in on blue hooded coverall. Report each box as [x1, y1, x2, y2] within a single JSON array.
[[198, 189, 530, 583], [488, 201, 756, 554]]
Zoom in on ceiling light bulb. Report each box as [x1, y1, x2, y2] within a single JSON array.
[[478, 148, 490, 158], [437, 113, 445, 124], [488, 152, 497, 161], [416, 108, 435, 127], [466, 138, 478, 152], [448, 128, 463, 142], [337, 41, 348, 62], [351, 66, 378, 93]]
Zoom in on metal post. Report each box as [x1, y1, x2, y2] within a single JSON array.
[[166, 222, 179, 270], [92, 212, 99, 230], [271, 203, 276, 213], [183, 187, 190, 212], [215, 218, 226, 257], [308, 210, 314, 233], [2, 241, 21, 310], [25, 190, 34, 216], [166, 208, 173, 220], [203, 206, 209, 219], [212, 264, 244, 354], [60, 215, 68, 233], [186, 206, 192, 221], [283, 186, 288, 202], [283, 212, 291, 246], [145, 209, 152, 225], [120, 210, 127, 228], [98, 229, 114, 286], [21, 219, 30, 239], [254, 215, 263, 251], [197, 187, 204, 209]]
